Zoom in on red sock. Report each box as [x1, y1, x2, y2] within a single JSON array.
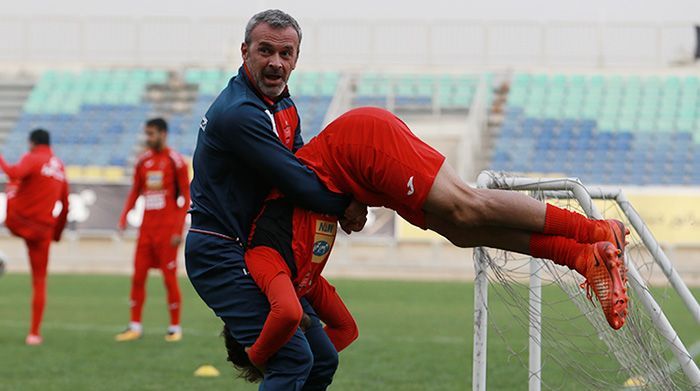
[[543, 204, 605, 244], [30, 275, 47, 336], [162, 269, 181, 326], [529, 233, 589, 275], [27, 239, 50, 336], [130, 269, 147, 323]]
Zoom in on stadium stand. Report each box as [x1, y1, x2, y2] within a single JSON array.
[[3, 69, 169, 179], [490, 73, 700, 185], [0, 76, 33, 145], [10, 69, 700, 186], [352, 73, 483, 113], [2, 69, 341, 176]]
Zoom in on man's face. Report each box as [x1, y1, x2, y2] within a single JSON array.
[[144, 125, 166, 150], [241, 23, 300, 98]]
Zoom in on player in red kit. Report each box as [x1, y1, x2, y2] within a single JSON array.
[[0, 128, 69, 346], [217, 108, 630, 387], [295, 107, 629, 330], [115, 118, 190, 342], [220, 107, 630, 386]]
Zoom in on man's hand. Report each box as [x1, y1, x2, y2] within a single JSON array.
[[244, 346, 266, 374], [170, 234, 182, 247], [341, 200, 368, 234], [339, 217, 366, 234]]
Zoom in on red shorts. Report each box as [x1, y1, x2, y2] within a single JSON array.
[[296, 107, 445, 229], [136, 228, 179, 270]]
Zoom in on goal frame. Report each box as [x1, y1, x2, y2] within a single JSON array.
[[471, 171, 700, 390]]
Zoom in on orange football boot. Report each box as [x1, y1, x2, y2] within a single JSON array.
[[578, 242, 628, 330]]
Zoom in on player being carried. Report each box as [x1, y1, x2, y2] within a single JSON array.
[[115, 118, 190, 342], [225, 194, 359, 384], [225, 106, 629, 381]]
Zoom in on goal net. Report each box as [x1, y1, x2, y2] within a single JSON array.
[[472, 172, 700, 390]]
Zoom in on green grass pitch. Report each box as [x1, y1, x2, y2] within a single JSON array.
[[0, 274, 697, 390]]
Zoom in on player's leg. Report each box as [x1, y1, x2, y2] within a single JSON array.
[[423, 161, 627, 248], [325, 107, 626, 249], [25, 237, 50, 345], [425, 214, 531, 252], [428, 214, 608, 272], [298, 298, 339, 391], [426, 208, 628, 329], [159, 239, 182, 342], [115, 233, 151, 341], [424, 163, 544, 231]]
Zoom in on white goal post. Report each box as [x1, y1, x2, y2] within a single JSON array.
[[472, 171, 700, 390]]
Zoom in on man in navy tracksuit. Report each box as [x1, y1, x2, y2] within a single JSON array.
[[185, 9, 365, 390]]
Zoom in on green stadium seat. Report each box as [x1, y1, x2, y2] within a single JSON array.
[[637, 118, 656, 132], [525, 106, 543, 117], [598, 118, 616, 130], [655, 118, 674, 132], [543, 106, 560, 118], [618, 117, 635, 130], [677, 118, 694, 132]]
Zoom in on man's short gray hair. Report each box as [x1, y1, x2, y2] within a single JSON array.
[[244, 9, 302, 46]]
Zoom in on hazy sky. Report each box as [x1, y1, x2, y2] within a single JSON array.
[[6, 0, 700, 22]]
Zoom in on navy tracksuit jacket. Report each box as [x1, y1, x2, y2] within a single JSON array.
[[185, 65, 347, 390]]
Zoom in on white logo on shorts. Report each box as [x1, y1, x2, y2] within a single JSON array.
[[406, 176, 415, 196]]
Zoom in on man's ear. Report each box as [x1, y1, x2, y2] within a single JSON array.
[[241, 42, 248, 62], [291, 48, 300, 71]]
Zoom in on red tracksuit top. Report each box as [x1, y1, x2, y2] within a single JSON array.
[[0, 145, 69, 240], [119, 147, 190, 237]]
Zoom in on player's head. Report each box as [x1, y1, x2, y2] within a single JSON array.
[[28, 128, 50, 149], [222, 325, 263, 383], [241, 9, 301, 99], [144, 118, 168, 151]]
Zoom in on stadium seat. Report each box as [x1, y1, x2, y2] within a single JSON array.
[[490, 72, 700, 185]]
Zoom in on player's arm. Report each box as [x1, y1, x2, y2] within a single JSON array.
[[305, 276, 359, 352], [53, 179, 70, 242], [244, 246, 303, 367], [219, 105, 350, 217], [118, 162, 144, 230], [0, 153, 36, 181], [171, 156, 191, 241]]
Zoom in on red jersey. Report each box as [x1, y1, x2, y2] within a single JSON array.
[[0, 145, 69, 241], [248, 198, 337, 297], [119, 147, 190, 236], [244, 198, 356, 366]]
